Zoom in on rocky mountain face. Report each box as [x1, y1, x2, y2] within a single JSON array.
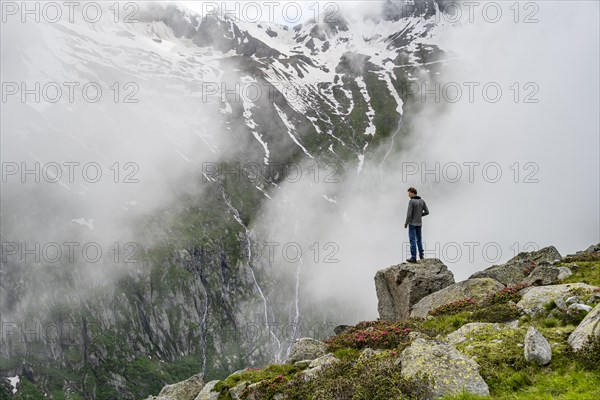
[[1, 1, 453, 399], [130, 244, 600, 400]]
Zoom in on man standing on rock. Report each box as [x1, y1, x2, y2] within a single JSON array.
[[404, 187, 429, 263]]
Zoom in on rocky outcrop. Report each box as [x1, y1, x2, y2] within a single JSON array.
[[410, 278, 505, 319], [568, 303, 600, 351], [470, 246, 562, 286], [285, 338, 327, 364], [375, 259, 455, 321], [194, 380, 219, 400], [517, 283, 600, 317], [524, 327, 552, 365], [445, 322, 506, 345], [398, 338, 490, 398], [145, 373, 204, 400], [299, 354, 340, 382]]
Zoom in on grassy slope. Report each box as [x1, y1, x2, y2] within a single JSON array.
[[206, 257, 600, 400]]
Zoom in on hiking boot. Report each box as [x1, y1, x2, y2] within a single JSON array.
[[419, 253, 425, 260], [406, 258, 417, 263]]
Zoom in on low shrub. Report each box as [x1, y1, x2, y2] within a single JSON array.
[[469, 303, 523, 323], [485, 283, 529, 305], [324, 320, 426, 351], [429, 298, 476, 316], [282, 350, 432, 400]]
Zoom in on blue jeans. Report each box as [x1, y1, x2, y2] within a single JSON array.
[[408, 224, 424, 259]]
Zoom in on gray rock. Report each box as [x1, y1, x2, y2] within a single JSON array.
[[375, 259, 454, 321], [410, 278, 505, 319], [333, 325, 352, 335], [557, 267, 573, 281], [298, 354, 341, 382], [399, 338, 490, 398], [524, 263, 562, 286], [285, 338, 327, 364], [565, 296, 582, 305], [156, 373, 204, 400], [308, 353, 340, 369], [554, 298, 568, 312], [194, 380, 220, 400], [517, 283, 600, 317], [293, 360, 312, 368], [470, 246, 562, 286], [444, 323, 503, 345], [357, 348, 379, 362], [569, 303, 593, 313], [506, 320, 520, 329], [524, 327, 552, 365], [568, 303, 600, 351], [229, 381, 249, 400]]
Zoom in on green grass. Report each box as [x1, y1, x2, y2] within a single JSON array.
[[559, 261, 600, 287]]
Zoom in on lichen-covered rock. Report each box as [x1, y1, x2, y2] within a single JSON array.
[[229, 381, 249, 400], [285, 338, 328, 363], [399, 338, 489, 398], [308, 353, 340, 369], [568, 303, 600, 351], [557, 267, 573, 281], [193, 380, 219, 400], [153, 373, 204, 400], [445, 323, 503, 345], [297, 354, 341, 382], [410, 278, 504, 319], [569, 303, 593, 312], [517, 283, 599, 317], [523, 263, 562, 286], [375, 259, 454, 321], [470, 246, 562, 286], [524, 327, 552, 365]]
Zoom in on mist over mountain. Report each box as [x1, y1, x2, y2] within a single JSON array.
[[1, 0, 598, 398]]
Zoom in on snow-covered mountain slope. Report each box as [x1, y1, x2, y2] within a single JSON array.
[[0, 1, 454, 398]]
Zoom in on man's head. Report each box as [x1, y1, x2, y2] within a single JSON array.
[[408, 187, 417, 198]]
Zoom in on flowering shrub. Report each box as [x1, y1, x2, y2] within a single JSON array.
[[429, 298, 476, 316], [485, 283, 529, 305], [324, 320, 421, 351]]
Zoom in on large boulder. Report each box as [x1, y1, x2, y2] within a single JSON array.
[[445, 322, 505, 345], [375, 259, 455, 321], [147, 373, 204, 400], [470, 246, 562, 287], [523, 263, 563, 286], [517, 283, 600, 317], [410, 278, 505, 319], [299, 354, 341, 382], [285, 338, 327, 364], [568, 303, 600, 351], [194, 380, 219, 400], [398, 338, 489, 398], [524, 327, 552, 365]]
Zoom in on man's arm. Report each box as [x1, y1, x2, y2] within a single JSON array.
[[422, 201, 429, 217], [405, 200, 414, 227]]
